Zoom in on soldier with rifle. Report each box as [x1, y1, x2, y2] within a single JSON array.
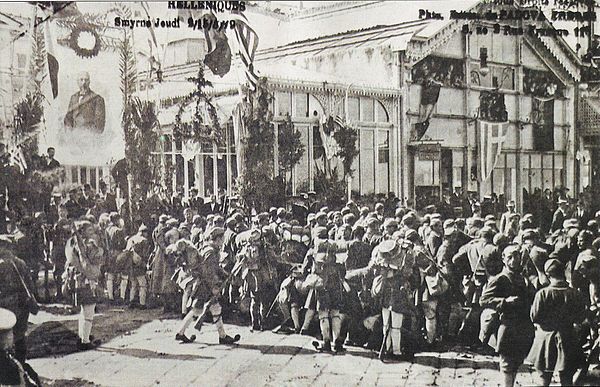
[[175, 226, 240, 345], [63, 221, 104, 351]]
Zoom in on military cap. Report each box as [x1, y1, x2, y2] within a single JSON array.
[[366, 217, 381, 228], [138, 224, 148, 233], [424, 205, 436, 213], [387, 229, 400, 239], [307, 213, 316, 223], [422, 214, 432, 223], [206, 226, 225, 240], [429, 218, 441, 227], [361, 206, 370, 215], [405, 229, 419, 242], [233, 213, 245, 222], [522, 229, 538, 240], [192, 215, 202, 223], [430, 212, 442, 220], [166, 218, 179, 227], [502, 244, 521, 257], [522, 213, 534, 222], [256, 212, 269, 221], [178, 223, 190, 231], [443, 219, 455, 229], [493, 233, 509, 247], [343, 213, 356, 224], [159, 214, 169, 223], [472, 217, 484, 228], [375, 203, 384, 210], [484, 214, 496, 222], [239, 228, 262, 243], [383, 218, 399, 228], [277, 208, 286, 217], [506, 200, 516, 208], [563, 218, 579, 230], [401, 213, 416, 226], [376, 240, 399, 261], [478, 226, 495, 239], [484, 220, 497, 229], [269, 207, 278, 215], [509, 212, 521, 220], [530, 247, 549, 268], [290, 219, 300, 226], [0, 308, 17, 334], [316, 211, 327, 220], [341, 207, 352, 216], [544, 258, 564, 278], [320, 206, 330, 214], [394, 208, 405, 218]]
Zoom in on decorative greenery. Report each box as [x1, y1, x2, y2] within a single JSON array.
[[173, 65, 223, 145], [14, 93, 43, 141], [68, 22, 102, 58], [125, 98, 160, 196], [28, 21, 46, 94], [236, 78, 285, 212], [313, 164, 345, 210], [277, 114, 305, 193], [331, 119, 359, 177]]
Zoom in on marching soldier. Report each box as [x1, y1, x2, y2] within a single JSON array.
[[175, 227, 240, 345], [49, 205, 72, 301], [370, 239, 416, 360], [105, 212, 127, 304], [480, 244, 535, 387], [124, 224, 152, 309], [64, 221, 104, 351]]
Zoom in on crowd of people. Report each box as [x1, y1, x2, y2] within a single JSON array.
[[3, 180, 600, 387]]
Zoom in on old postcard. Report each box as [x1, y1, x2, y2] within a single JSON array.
[[0, 1, 599, 386]]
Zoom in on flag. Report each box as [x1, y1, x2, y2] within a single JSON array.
[[178, 8, 231, 77], [478, 120, 507, 182], [140, 2, 162, 81], [8, 144, 27, 173], [229, 9, 259, 90], [41, 15, 58, 100], [319, 115, 343, 160], [414, 79, 442, 141], [232, 99, 249, 174]]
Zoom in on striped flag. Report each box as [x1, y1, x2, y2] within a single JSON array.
[[228, 9, 259, 90], [42, 16, 58, 100], [478, 120, 507, 182], [8, 144, 27, 173], [319, 115, 344, 160]]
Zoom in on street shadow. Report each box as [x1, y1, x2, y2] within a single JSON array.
[[412, 354, 499, 370], [27, 320, 80, 358], [98, 347, 214, 361], [232, 343, 316, 356]]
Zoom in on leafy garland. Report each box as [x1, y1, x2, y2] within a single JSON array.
[[173, 65, 223, 145], [68, 22, 102, 58]]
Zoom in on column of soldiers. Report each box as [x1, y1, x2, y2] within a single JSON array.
[[6, 188, 600, 387]]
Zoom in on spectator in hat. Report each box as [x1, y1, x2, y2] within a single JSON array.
[[551, 198, 569, 233], [530, 259, 586, 386], [356, 206, 370, 228], [573, 199, 592, 227], [0, 308, 41, 386], [500, 200, 517, 235], [418, 214, 431, 243], [375, 203, 385, 221], [573, 230, 600, 305], [426, 218, 443, 257]]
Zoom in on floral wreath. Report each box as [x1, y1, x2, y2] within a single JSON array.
[[68, 23, 101, 58]]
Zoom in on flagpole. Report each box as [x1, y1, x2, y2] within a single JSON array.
[[345, 83, 352, 202]]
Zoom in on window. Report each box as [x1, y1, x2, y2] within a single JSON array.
[[360, 97, 374, 122], [276, 91, 292, 116], [532, 98, 554, 152], [294, 93, 308, 118], [16, 54, 26, 69], [348, 97, 359, 121], [376, 101, 389, 122]]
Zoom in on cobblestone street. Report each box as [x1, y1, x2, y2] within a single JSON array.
[[27, 307, 597, 387]]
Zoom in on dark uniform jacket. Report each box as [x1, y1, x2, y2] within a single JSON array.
[[479, 269, 534, 358], [529, 280, 585, 372]]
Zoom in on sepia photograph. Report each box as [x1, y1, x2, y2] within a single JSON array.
[[1, 0, 600, 386]]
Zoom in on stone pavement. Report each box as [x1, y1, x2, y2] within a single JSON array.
[[29, 313, 567, 387]]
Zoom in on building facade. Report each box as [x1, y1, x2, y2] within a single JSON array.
[[145, 1, 584, 209]]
